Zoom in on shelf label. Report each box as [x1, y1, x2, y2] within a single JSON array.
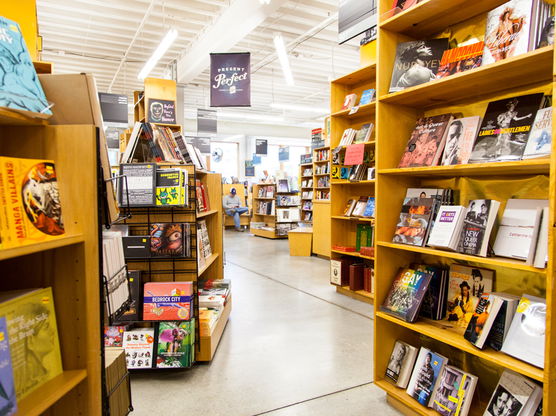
[[344, 143, 365, 165]]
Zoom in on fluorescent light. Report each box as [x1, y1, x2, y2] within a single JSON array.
[[273, 33, 294, 86], [138, 28, 178, 80], [259, 0, 271, 3], [270, 103, 328, 114], [219, 111, 284, 123]]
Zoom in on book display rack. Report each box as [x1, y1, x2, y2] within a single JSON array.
[[312, 147, 332, 257], [300, 161, 313, 224], [251, 183, 300, 239], [373, 1, 556, 415]]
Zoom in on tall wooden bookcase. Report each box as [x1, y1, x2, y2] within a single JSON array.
[[0, 114, 101, 415], [300, 162, 313, 224], [251, 183, 283, 239], [313, 147, 331, 257], [373, 0, 556, 414], [329, 64, 377, 304]]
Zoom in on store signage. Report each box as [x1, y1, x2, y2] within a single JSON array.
[[98, 92, 128, 124], [197, 108, 217, 135], [210, 52, 251, 107], [252, 154, 262, 165], [255, 139, 268, 155], [245, 160, 255, 177], [344, 143, 365, 165], [186, 136, 211, 154], [147, 98, 176, 124], [278, 146, 289, 161]]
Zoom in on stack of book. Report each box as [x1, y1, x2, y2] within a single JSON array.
[[343, 196, 375, 218], [199, 279, 231, 336]]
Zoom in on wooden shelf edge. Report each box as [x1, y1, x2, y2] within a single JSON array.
[[331, 180, 375, 185], [331, 249, 375, 261], [374, 380, 435, 416], [17, 369, 87, 416], [197, 297, 232, 362], [0, 107, 50, 126], [331, 102, 376, 118], [0, 234, 85, 261], [331, 216, 374, 222], [198, 253, 219, 276], [336, 285, 374, 304], [331, 63, 377, 85], [196, 209, 218, 218]]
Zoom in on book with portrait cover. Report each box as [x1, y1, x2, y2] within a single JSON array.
[[484, 370, 537, 416], [389, 39, 449, 93], [463, 293, 504, 349], [522, 107, 552, 159], [469, 94, 544, 162], [440, 116, 482, 166], [380, 267, 433, 323], [385, 340, 418, 388], [398, 114, 454, 168], [431, 366, 477, 416], [156, 320, 195, 368], [436, 42, 484, 79], [406, 347, 448, 407], [457, 199, 501, 257]]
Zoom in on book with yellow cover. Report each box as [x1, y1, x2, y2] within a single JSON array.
[[0, 157, 65, 248], [0, 288, 62, 399]]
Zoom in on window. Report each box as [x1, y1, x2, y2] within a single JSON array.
[[210, 141, 239, 180]]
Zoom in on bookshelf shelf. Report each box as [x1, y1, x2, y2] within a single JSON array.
[[376, 312, 544, 382], [302, 175, 313, 178], [314, 173, 330, 177], [301, 163, 313, 167], [255, 197, 275, 200], [331, 180, 376, 185], [331, 216, 374, 222], [313, 160, 330, 164], [0, 107, 49, 127], [198, 252, 219, 277], [17, 369, 88, 416], [336, 285, 374, 304], [197, 295, 232, 362], [0, 233, 85, 261], [380, 46, 553, 108], [340, 141, 375, 149], [196, 209, 218, 218], [331, 249, 375, 261], [332, 63, 376, 86], [331, 102, 376, 119]]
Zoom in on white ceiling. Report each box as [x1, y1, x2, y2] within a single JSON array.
[[36, 0, 361, 129]]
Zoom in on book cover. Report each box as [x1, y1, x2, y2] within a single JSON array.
[[155, 169, 182, 206], [119, 163, 156, 206], [104, 326, 126, 347], [156, 320, 195, 368], [445, 265, 494, 329], [436, 42, 484, 79], [0, 317, 16, 416], [440, 116, 482, 165], [432, 366, 477, 416], [463, 293, 504, 349], [359, 89, 376, 105], [341, 93, 358, 110], [0, 17, 52, 116], [362, 197, 376, 218], [457, 199, 501, 257], [470, 93, 544, 162], [398, 114, 454, 168], [354, 123, 373, 143], [389, 39, 449, 93], [501, 294, 546, 368], [392, 0, 421, 13], [484, 370, 537, 416], [414, 264, 447, 320], [487, 293, 520, 351], [537, 16, 554, 48], [150, 223, 185, 257], [385, 340, 418, 388], [351, 196, 369, 217], [330, 258, 353, 286], [406, 347, 448, 406], [0, 288, 62, 399], [380, 268, 433, 322], [122, 328, 155, 369], [427, 205, 466, 251], [522, 107, 551, 159], [533, 206, 549, 268], [0, 157, 65, 248], [393, 197, 435, 247], [143, 282, 193, 321], [349, 263, 364, 291]]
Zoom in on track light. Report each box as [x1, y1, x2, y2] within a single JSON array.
[[138, 28, 178, 80]]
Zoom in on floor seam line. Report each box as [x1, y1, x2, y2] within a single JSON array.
[[250, 381, 375, 416], [226, 260, 373, 321]]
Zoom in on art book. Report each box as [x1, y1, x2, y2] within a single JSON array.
[[385, 340, 418, 388], [445, 264, 494, 330], [354, 123, 373, 143], [457, 199, 501, 257], [398, 114, 454, 168], [431, 366, 477, 416], [380, 267, 433, 323], [0, 17, 52, 117], [143, 282, 193, 321], [522, 107, 552, 159], [0, 317, 16, 416], [484, 370, 537, 416], [150, 223, 186, 257], [436, 42, 484, 79], [463, 293, 504, 349], [0, 157, 65, 248], [104, 326, 126, 347], [389, 39, 449, 93], [359, 89, 376, 105], [406, 347, 448, 407], [440, 116, 482, 165], [119, 163, 156, 206], [122, 328, 155, 369], [469, 93, 544, 162], [155, 168, 187, 206], [392, 197, 435, 247], [156, 320, 195, 368], [427, 205, 466, 251]]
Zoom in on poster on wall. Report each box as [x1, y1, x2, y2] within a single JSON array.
[[245, 160, 255, 177], [255, 139, 268, 155], [197, 108, 217, 135], [210, 52, 251, 107], [147, 98, 176, 124], [278, 146, 289, 161], [99, 92, 128, 124], [252, 154, 261, 165]]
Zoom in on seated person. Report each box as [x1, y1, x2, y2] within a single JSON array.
[[223, 187, 248, 231]]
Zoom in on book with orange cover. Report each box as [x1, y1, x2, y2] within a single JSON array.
[[436, 42, 484, 78]]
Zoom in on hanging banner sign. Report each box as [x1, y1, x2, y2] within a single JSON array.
[[278, 146, 290, 161], [245, 161, 255, 177], [197, 108, 217, 135], [210, 52, 251, 107], [255, 139, 268, 155]]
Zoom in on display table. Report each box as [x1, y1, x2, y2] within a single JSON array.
[[288, 227, 313, 256]]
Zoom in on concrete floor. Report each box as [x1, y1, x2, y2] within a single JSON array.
[[130, 230, 401, 416]]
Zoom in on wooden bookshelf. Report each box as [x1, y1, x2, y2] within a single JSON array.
[[300, 161, 313, 225], [336, 285, 374, 304], [312, 146, 331, 256], [251, 183, 292, 239], [375, 1, 555, 414]]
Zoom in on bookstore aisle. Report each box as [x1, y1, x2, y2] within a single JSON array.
[[130, 230, 400, 416]]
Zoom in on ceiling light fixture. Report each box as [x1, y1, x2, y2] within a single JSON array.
[[138, 28, 178, 80], [273, 33, 295, 86], [270, 103, 328, 114]]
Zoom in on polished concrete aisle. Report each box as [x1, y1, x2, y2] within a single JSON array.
[[130, 231, 400, 416]]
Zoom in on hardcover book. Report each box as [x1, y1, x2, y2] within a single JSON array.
[[156, 320, 195, 368], [330, 258, 354, 286], [393, 197, 435, 247], [487, 293, 520, 351], [440, 116, 482, 165], [522, 107, 552, 159], [150, 223, 186, 257], [436, 42, 484, 79], [359, 89, 376, 105], [362, 197, 376, 218], [341, 93, 358, 110], [457, 199, 501, 257], [155, 169, 187, 206], [385, 340, 418, 388], [122, 328, 155, 369], [380, 267, 433, 323], [463, 293, 504, 349], [406, 347, 448, 407], [469, 93, 544, 162], [431, 366, 478, 416], [0, 317, 16, 416], [389, 38, 449, 93], [119, 163, 156, 206], [143, 282, 193, 321], [427, 205, 466, 251], [414, 264, 448, 321], [484, 370, 537, 416], [354, 123, 373, 143], [398, 114, 454, 168]]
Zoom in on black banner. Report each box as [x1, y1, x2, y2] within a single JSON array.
[[99, 92, 128, 124], [255, 139, 268, 155], [197, 108, 217, 135], [210, 52, 251, 107], [148, 98, 176, 124], [185, 136, 211, 154]]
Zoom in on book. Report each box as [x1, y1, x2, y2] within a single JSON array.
[[150, 223, 187, 257], [431, 366, 478, 416], [122, 328, 155, 369], [469, 93, 544, 162], [445, 264, 494, 329], [330, 258, 354, 286], [533, 206, 549, 268], [341, 93, 358, 110], [354, 123, 374, 143], [343, 198, 358, 216], [362, 197, 376, 218], [0, 17, 52, 117], [156, 320, 195, 368], [457, 199, 501, 257], [0, 288, 62, 399], [359, 89, 376, 105], [501, 294, 546, 368], [440, 116, 482, 165], [398, 114, 454, 168], [391, 0, 422, 13], [389, 39, 449, 93], [349, 263, 364, 291], [537, 15, 555, 48], [351, 196, 369, 217], [406, 347, 448, 406], [427, 205, 466, 251], [393, 197, 435, 247], [0, 317, 16, 416], [155, 169, 187, 206], [143, 282, 193, 321], [493, 199, 548, 261], [104, 326, 126, 347], [487, 293, 520, 351], [414, 264, 448, 321], [197, 219, 212, 266], [463, 293, 504, 349], [522, 107, 552, 159], [436, 42, 484, 79], [385, 341, 418, 388], [102, 231, 131, 317], [484, 370, 538, 416], [122, 236, 150, 258], [520, 383, 543, 416], [380, 267, 433, 322], [119, 163, 156, 207]]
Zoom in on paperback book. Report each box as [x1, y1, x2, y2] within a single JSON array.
[[150, 223, 188, 257], [431, 366, 478, 416], [156, 320, 195, 368], [406, 347, 448, 407], [463, 293, 504, 349], [0, 317, 16, 416], [522, 107, 552, 159], [385, 340, 418, 388], [119, 163, 156, 207], [427, 205, 466, 251], [484, 370, 538, 416], [123, 328, 155, 369], [457, 199, 501, 257], [359, 89, 376, 105], [440, 116, 482, 165], [393, 197, 435, 247]]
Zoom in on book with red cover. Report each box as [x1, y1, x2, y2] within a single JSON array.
[[349, 263, 365, 291], [363, 266, 372, 292], [195, 179, 205, 212], [200, 183, 210, 211], [332, 245, 356, 252], [436, 42, 484, 78]]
